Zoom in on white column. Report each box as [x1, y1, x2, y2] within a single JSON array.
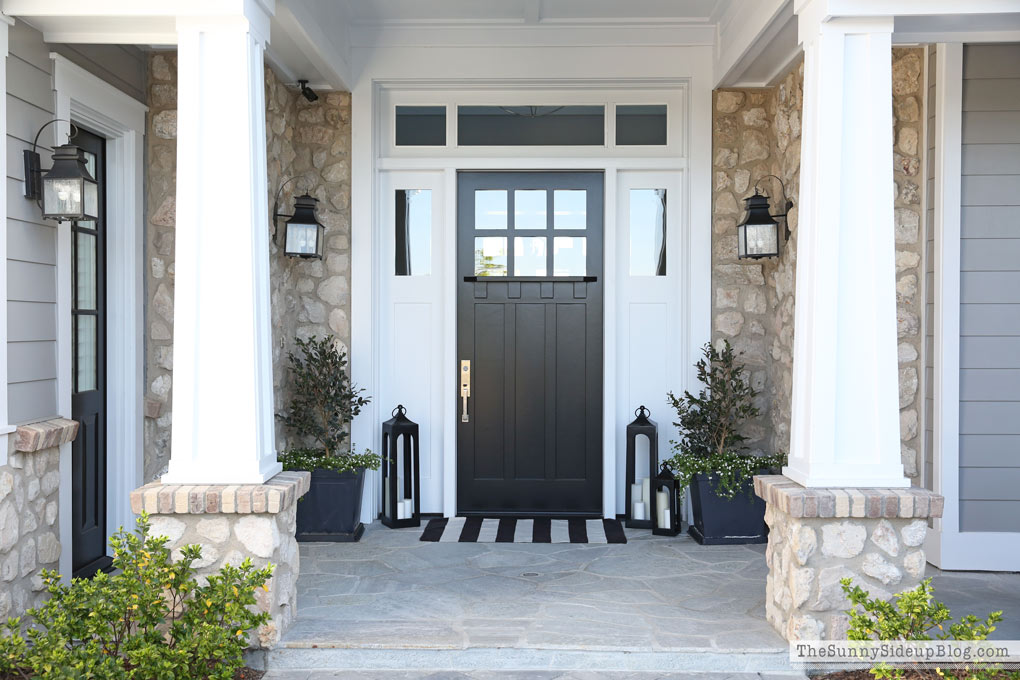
[[784, 0, 909, 488], [0, 17, 13, 467], [163, 8, 281, 484]]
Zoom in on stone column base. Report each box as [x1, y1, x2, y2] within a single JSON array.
[[130, 471, 310, 648], [754, 475, 944, 642]]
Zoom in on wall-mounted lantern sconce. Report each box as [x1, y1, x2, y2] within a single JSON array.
[[273, 176, 324, 259], [736, 175, 794, 260], [23, 120, 98, 222]]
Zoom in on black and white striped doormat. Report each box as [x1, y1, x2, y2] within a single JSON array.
[[420, 517, 627, 543]]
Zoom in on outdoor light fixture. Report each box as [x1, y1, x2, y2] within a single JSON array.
[[736, 175, 794, 260], [23, 120, 98, 222], [273, 177, 325, 258], [298, 79, 318, 102]]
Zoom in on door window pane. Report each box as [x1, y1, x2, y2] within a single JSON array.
[[616, 105, 668, 146], [475, 190, 507, 230], [474, 237, 507, 277], [76, 315, 97, 392], [554, 190, 586, 229], [395, 106, 446, 146], [514, 237, 547, 276], [553, 237, 586, 276], [629, 189, 667, 276], [514, 190, 546, 229], [76, 232, 97, 309], [458, 105, 605, 146], [395, 189, 432, 276]]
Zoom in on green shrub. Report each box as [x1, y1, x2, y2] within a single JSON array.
[[842, 577, 1007, 680], [665, 341, 785, 500], [0, 514, 272, 680], [277, 335, 380, 474]]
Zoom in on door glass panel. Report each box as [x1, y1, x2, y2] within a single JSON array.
[[514, 237, 547, 276], [514, 190, 546, 229], [629, 189, 667, 276], [474, 190, 507, 230], [457, 105, 605, 146], [474, 237, 507, 276], [553, 236, 586, 276], [83, 151, 96, 180], [76, 315, 97, 392], [395, 189, 432, 276], [76, 232, 97, 309], [554, 190, 586, 229], [395, 106, 446, 146], [616, 105, 668, 145]]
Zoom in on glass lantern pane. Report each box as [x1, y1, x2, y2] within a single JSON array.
[[286, 222, 319, 256], [83, 150, 97, 179], [43, 178, 82, 217], [553, 190, 586, 229], [629, 189, 667, 276], [514, 190, 546, 229], [746, 223, 778, 256], [76, 232, 97, 311], [474, 190, 507, 229], [474, 237, 507, 276], [83, 180, 98, 220], [76, 315, 97, 392], [553, 236, 586, 276], [513, 237, 547, 276]]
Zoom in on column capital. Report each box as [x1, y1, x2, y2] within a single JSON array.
[[795, 0, 894, 46]]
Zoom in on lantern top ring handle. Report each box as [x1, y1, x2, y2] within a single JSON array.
[[31, 119, 78, 155], [635, 405, 650, 418], [392, 405, 406, 417], [752, 174, 794, 215]]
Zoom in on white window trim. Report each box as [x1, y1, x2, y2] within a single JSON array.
[[0, 17, 15, 466], [925, 42, 1020, 571], [50, 54, 147, 578]]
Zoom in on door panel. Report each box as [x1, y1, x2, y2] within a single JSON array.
[[457, 172, 603, 516], [70, 127, 110, 578]]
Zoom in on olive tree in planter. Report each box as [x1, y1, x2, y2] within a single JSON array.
[[278, 336, 380, 542], [665, 341, 785, 545]]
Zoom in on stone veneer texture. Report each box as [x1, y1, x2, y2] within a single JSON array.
[[711, 48, 927, 480], [142, 52, 354, 479], [130, 471, 310, 648]]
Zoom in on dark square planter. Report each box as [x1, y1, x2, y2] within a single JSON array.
[[688, 472, 768, 545], [295, 468, 367, 542]]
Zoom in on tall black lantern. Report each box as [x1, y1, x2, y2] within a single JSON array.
[[381, 405, 420, 528], [736, 175, 794, 260], [22, 120, 98, 222], [625, 406, 658, 529], [650, 463, 681, 537]]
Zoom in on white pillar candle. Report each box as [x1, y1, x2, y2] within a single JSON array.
[[656, 490, 669, 528], [633, 501, 647, 521], [403, 498, 414, 518], [631, 483, 643, 503], [396, 502, 406, 520], [384, 480, 391, 517], [642, 478, 651, 510]]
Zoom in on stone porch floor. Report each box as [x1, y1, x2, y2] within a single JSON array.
[[257, 523, 1020, 677]]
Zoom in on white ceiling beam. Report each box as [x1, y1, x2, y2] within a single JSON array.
[[272, 0, 351, 91], [713, 0, 791, 88], [805, 0, 1020, 17], [2, 0, 274, 18]]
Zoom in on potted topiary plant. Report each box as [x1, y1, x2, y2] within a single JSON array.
[[665, 340, 786, 545], [278, 335, 381, 542]]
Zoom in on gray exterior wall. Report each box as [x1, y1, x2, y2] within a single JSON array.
[[6, 20, 145, 425], [958, 43, 1020, 533]]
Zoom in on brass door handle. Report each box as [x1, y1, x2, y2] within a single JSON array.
[[460, 360, 471, 423]]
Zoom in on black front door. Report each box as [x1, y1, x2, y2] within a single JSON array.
[[71, 127, 110, 578], [457, 172, 603, 516]]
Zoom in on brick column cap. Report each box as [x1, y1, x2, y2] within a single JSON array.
[[754, 474, 943, 519], [130, 470, 310, 516]]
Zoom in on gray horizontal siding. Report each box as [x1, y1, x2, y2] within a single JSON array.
[[958, 43, 1020, 532], [7, 341, 56, 383], [50, 44, 146, 104], [8, 379, 57, 424]]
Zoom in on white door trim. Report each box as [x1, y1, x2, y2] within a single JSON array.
[[0, 17, 14, 467], [51, 54, 146, 577]]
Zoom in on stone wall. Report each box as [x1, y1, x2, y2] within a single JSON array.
[[0, 419, 75, 620], [710, 49, 926, 482], [142, 53, 354, 478]]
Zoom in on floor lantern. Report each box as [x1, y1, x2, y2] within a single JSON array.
[[651, 463, 681, 537], [625, 405, 658, 529], [381, 405, 421, 528]]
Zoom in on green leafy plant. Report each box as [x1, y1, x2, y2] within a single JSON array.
[[842, 577, 1006, 680], [665, 341, 785, 500], [0, 514, 272, 680], [277, 335, 380, 474]]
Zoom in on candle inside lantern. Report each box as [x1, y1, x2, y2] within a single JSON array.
[[655, 489, 669, 528], [403, 499, 413, 518], [631, 482, 643, 503], [642, 478, 651, 511], [633, 501, 647, 521]]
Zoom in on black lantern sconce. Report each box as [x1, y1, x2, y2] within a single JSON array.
[[650, 463, 681, 537], [736, 175, 794, 260], [625, 406, 658, 529], [273, 176, 325, 259], [381, 405, 421, 529], [23, 120, 98, 222]]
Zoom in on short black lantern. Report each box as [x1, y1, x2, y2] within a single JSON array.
[[625, 405, 658, 529], [381, 405, 420, 528], [650, 463, 681, 537], [23, 120, 98, 222], [273, 177, 325, 258], [736, 175, 794, 260]]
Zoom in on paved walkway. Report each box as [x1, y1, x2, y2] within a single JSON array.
[[262, 673, 805, 680]]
